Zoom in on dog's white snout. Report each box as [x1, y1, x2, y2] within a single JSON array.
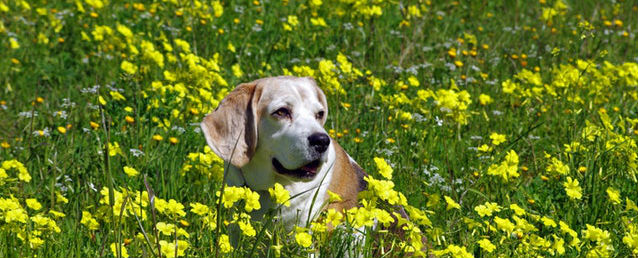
[[308, 132, 330, 153]]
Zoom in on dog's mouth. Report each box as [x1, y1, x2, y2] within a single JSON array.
[[272, 158, 321, 179]]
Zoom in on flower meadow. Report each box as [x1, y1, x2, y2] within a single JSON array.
[[1, 0, 638, 257]]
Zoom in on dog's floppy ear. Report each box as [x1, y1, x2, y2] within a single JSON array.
[[201, 81, 262, 168], [306, 77, 328, 126]]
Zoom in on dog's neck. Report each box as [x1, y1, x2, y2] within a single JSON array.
[[225, 144, 336, 229]]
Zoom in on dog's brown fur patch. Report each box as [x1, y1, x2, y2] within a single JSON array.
[[325, 140, 366, 212]]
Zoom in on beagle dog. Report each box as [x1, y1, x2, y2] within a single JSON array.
[[201, 76, 366, 229]]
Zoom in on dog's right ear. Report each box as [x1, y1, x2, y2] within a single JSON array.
[[201, 82, 262, 168]]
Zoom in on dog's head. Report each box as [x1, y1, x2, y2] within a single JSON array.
[[201, 76, 331, 190]]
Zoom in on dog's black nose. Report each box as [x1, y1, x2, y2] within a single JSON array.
[[308, 133, 330, 153]]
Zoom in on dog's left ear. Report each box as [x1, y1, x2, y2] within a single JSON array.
[[201, 81, 262, 168], [306, 77, 328, 126]]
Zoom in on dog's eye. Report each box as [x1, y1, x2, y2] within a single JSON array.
[[316, 110, 325, 120], [272, 107, 292, 119]]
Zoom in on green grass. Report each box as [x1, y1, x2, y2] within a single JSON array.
[[1, 0, 638, 257]]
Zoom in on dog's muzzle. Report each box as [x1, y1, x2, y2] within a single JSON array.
[[272, 158, 321, 180]]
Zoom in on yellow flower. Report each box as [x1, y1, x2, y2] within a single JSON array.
[[509, 204, 526, 216], [9, 38, 20, 49], [490, 132, 506, 145], [165, 199, 187, 217], [501, 79, 518, 94], [220, 186, 244, 208], [29, 236, 44, 249], [559, 221, 579, 246], [487, 150, 519, 181], [120, 60, 137, 75], [444, 195, 461, 210], [156, 222, 189, 238], [310, 17, 327, 27], [268, 183, 290, 207], [623, 224, 638, 254], [581, 224, 611, 243], [407, 76, 420, 87], [49, 210, 65, 218], [219, 234, 232, 253], [56, 191, 68, 204], [514, 69, 543, 86], [311, 221, 327, 232], [325, 208, 343, 226], [123, 166, 139, 177], [627, 198, 638, 212], [5, 208, 28, 223], [478, 94, 493, 105], [169, 137, 179, 145], [433, 86, 472, 125], [189, 202, 210, 216], [116, 24, 133, 38], [156, 222, 176, 235], [152, 135, 164, 141], [295, 230, 312, 248], [125, 116, 135, 123], [477, 144, 492, 152], [30, 215, 52, 228], [349, 205, 375, 227], [546, 157, 569, 175], [494, 216, 515, 232], [159, 240, 189, 258], [563, 177, 582, 199], [232, 63, 243, 78], [364, 176, 406, 206], [373, 157, 393, 179], [447, 48, 457, 58], [432, 244, 473, 258], [108, 142, 124, 157], [110, 243, 129, 258], [2, 159, 31, 182], [81, 211, 99, 230], [174, 39, 191, 53], [0, 2, 8, 12], [407, 5, 422, 18], [541, 216, 557, 228], [110, 91, 126, 101], [0, 168, 7, 180], [203, 212, 217, 230], [607, 187, 621, 204], [85, 0, 104, 9], [287, 15, 299, 26], [97, 96, 106, 106], [243, 189, 261, 212], [26, 199, 42, 211], [309, 0, 322, 7], [326, 190, 342, 202], [477, 239, 496, 253], [552, 235, 566, 255], [474, 202, 501, 217], [238, 219, 256, 237]]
